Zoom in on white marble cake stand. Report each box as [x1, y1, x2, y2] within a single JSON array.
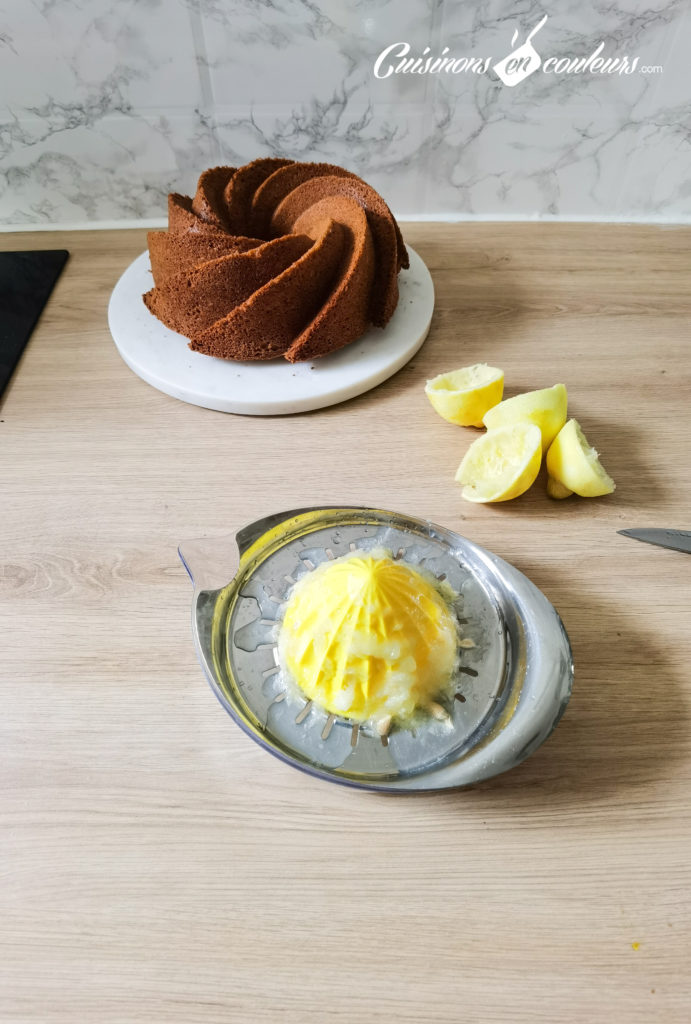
[[107, 246, 434, 415]]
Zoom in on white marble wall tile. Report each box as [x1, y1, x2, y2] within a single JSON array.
[[199, 1, 441, 215], [0, 112, 219, 224], [213, 102, 429, 214], [197, 0, 443, 109], [610, 4, 691, 217], [0, 0, 212, 223], [0, 0, 203, 115], [425, 0, 689, 217], [0, 0, 689, 224]]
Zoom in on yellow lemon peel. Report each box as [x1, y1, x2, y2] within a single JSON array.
[[546, 419, 616, 498], [483, 383, 568, 451]]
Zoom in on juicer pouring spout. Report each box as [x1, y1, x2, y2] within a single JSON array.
[[178, 534, 239, 593]]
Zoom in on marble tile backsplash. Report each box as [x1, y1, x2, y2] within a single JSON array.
[[1, 0, 689, 226]]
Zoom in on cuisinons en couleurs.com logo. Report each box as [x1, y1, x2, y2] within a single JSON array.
[[373, 14, 663, 85]]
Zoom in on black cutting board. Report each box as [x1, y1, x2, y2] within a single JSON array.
[[0, 249, 69, 399]]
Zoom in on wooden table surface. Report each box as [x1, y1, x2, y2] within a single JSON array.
[[2, 224, 690, 1023]]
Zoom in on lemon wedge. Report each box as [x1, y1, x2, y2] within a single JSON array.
[[546, 419, 616, 498], [425, 363, 504, 427], [278, 552, 458, 723], [455, 423, 542, 503], [483, 383, 568, 451]]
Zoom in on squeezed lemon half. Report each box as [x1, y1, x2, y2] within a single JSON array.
[[483, 383, 568, 451], [455, 423, 542, 503], [425, 363, 504, 427], [277, 551, 458, 724], [546, 419, 616, 498]]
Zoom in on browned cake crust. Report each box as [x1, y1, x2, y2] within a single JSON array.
[[143, 158, 409, 362]]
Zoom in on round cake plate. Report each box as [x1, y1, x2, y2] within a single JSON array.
[[107, 247, 434, 416]]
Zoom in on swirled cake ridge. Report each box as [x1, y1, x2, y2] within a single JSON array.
[[143, 159, 409, 363]]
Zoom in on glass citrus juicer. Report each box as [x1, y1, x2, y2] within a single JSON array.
[[179, 506, 573, 792]]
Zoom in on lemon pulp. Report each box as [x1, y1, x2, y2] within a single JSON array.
[[425, 363, 504, 427], [455, 422, 542, 503], [277, 551, 458, 723]]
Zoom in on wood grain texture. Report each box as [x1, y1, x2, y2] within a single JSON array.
[[1, 224, 690, 1023]]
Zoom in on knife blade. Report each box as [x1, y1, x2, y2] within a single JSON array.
[[618, 528, 691, 554]]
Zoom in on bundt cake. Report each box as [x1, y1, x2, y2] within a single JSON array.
[[143, 159, 409, 363]]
